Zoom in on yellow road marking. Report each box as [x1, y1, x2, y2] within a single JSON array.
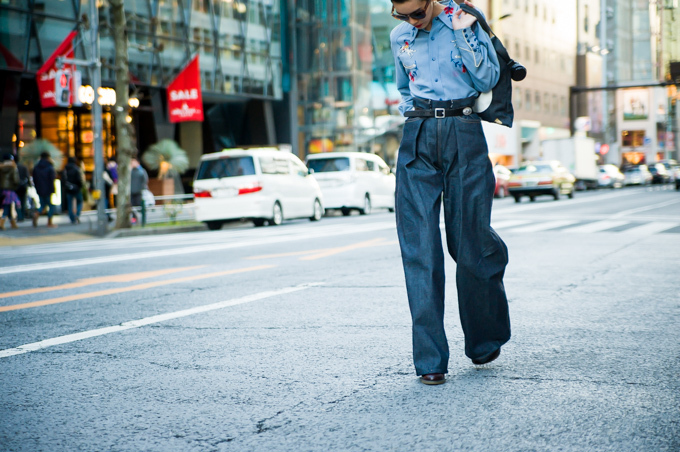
[[0, 266, 206, 299], [301, 238, 387, 260], [0, 265, 275, 312], [246, 238, 398, 261]]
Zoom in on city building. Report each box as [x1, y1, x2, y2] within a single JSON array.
[[489, 0, 578, 166], [0, 0, 284, 183], [604, 0, 680, 165], [291, 0, 376, 158]]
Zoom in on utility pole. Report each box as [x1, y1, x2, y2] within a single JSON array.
[[91, 0, 107, 237], [599, 0, 608, 154]]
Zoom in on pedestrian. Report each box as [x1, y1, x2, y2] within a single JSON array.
[[106, 157, 118, 208], [32, 151, 57, 228], [390, 0, 510, 385], [62, 156, 85, 224], [0, 153, 21, 230], [16, 158, 30, 222], [130, 157, 148, 224]]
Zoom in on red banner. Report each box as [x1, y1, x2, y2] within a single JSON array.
[[167, 55, 204, 123], [36, 31, 77, 108]]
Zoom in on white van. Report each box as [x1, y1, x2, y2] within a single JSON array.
[[306, 152, 395, 215], [194, 147, 324, 229]]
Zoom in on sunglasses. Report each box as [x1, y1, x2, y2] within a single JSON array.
[[391, 0, 432, 21]]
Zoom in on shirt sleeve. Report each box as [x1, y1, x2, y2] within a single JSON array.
[[390, 29, 414, 116], [452, 19, 500, 93]]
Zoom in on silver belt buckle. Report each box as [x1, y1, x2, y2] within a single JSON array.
[[462, 107, 473, 116], [434, 108, 446, 119]]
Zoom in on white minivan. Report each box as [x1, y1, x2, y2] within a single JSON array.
[[194, 147, 324, 229], [305, 152, 396, 215]]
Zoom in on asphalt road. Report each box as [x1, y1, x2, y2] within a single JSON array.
[[1, 186, 679, 451]]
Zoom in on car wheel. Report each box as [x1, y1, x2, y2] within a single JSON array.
[[529, 196, 536, 202], [553, 187, 560, 200], [567, 189, 574, 199], [269, 202, 283, 226], [309, 199, 323, 221], [253, 218, 266, 227], [205, 221, 223, 231], [359, 195, 371, 215], [341, 208, 352, 216], [513, 195, 521, 203], [388, 207, 395, 213]]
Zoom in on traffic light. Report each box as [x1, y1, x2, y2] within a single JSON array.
[[54, 69, 71, 107]]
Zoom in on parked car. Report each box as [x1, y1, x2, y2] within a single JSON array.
[[598, 164, 625, 189], [493, 164, 512, 198], [623, 165, 652, 186], [193, 147, 324, 230], [648, 163, 671, 184], [306, 152, 395, 215], [508, 160, 575, 202]]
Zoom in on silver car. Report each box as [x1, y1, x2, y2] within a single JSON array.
[[598, 164, 625, 189], [623, 165, 652, 186]]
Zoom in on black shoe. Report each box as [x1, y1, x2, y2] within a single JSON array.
[[471, 348, 501, 365]]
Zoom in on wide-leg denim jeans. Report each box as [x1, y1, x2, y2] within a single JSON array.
[[395, 105, 511, 376]]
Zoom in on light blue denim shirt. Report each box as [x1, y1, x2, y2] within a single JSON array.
[[390, 0, 500, 115]]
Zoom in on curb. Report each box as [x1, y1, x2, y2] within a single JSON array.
[[105, 224, 207, 239]]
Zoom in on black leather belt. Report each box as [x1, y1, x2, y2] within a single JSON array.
[[404, 106, 474, 118]]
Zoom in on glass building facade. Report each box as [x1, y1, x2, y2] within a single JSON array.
[[0, 0, 283, 178]]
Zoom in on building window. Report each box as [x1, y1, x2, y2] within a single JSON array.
[[535, 92, 541, 112], [515, 87, 523, 109], [535, 49, 540, 64], [544, 92, 551, 113], [525, 89, 532, 110]]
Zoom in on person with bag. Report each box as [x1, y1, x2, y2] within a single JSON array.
[[390, 0, 510, 385], [32, 151, 57, 228], [16, 159, 30, 222], [0, 153, 21, 230], [130, 158, 149, 224], [62, 156, 85, 224]]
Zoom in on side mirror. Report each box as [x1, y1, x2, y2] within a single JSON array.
[[308, 168, 315, 175]]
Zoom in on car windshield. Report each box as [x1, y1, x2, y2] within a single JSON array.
[[196, 156, 256, 179], [515, 164, 553, 174], [307, 157, 350, 173]]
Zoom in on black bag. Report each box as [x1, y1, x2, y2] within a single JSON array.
[[62, 171, 78, 193], [460, 4, 526, 128]]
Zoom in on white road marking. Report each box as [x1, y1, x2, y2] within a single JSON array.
[[0, 221, 396, 275], [492, 189, 643, 214], [504, 220, 581, 233], [491, 220, 534, 229], [0, 283, 323, 359], [563, 220, 631, 234], [619, 222, 679, 236], [608, 199, 680, 219]]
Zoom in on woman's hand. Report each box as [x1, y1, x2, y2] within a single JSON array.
[[452, 0, 477, 30]]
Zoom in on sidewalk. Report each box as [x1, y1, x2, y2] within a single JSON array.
[[0, 211, 207, 247]]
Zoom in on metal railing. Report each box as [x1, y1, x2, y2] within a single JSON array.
[[79, 194, 196, 230]]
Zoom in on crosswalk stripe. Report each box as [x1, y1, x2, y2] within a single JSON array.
[[504, 220, 581, 233], [618, 222, 679, 235], [563, 220, 631, 234], [490, 220, 534, 229]]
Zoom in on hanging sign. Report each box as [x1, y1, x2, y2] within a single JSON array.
[[36, 30, 78, 108], [167, 55, 204, 123]]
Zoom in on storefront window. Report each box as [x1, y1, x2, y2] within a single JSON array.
[[0, 10, 28, 69]]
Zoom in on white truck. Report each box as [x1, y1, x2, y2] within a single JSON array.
[[541, 137, 599, 190]]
